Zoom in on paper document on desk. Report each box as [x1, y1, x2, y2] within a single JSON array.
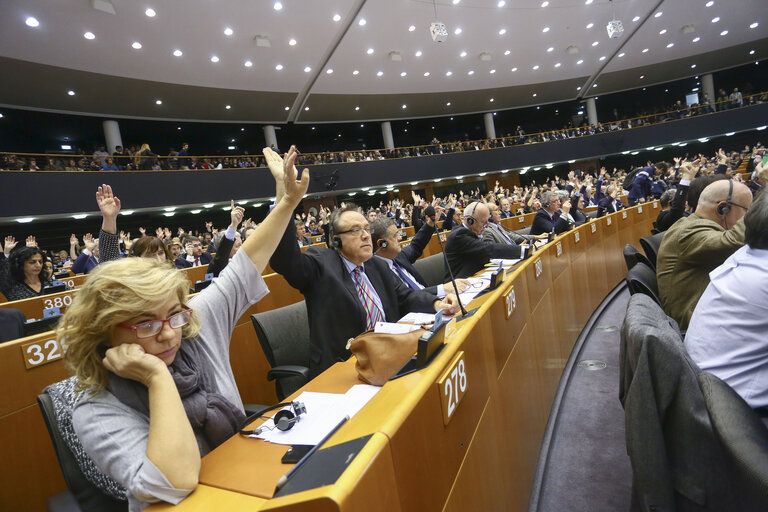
[[397, 312, 438, 324], [250, 385, 380, 445], [457, 276, 491, 304], [374, 322, 423, 334], [489, 258, 522, 267]]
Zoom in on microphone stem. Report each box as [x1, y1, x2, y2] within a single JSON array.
[[432, 219, 468, 316]]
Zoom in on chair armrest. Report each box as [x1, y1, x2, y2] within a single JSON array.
[[267, 365, 310, 382]]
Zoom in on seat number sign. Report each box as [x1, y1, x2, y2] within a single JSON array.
[[438, 351, 467, 425], [22, 338, 62, 369]]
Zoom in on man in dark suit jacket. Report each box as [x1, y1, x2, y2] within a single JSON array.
[[295, 220, 313, 247], [370, 216, 469, 297], [444, 202, 528, 280], [530, 191, 573, 236], [270, 205, 459, 378], [174, 236, 213, 268]]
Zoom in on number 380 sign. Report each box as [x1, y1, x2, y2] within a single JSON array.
[[438, 351, 468, 425]]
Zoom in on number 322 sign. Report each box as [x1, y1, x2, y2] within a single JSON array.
[[438, 351, 468, 425]]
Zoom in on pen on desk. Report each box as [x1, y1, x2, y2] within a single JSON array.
[[274, 415, 350, 493]]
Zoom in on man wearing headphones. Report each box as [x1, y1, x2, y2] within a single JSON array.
[[656, 179, 752, 330], [530, 190, 573, 236], [444, 201, 528, 280], [270, 202, 460, 378]]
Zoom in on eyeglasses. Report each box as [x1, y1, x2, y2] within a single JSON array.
[[726, 201, 750, 211], [336, 226, 372, 237], [118, 307, 192, 339]]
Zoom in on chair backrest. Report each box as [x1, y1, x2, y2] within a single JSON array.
[[639, 232, 664, 269], [412, 253, 446, 288], [625, 261, 660, 305], [0, 308, 25, 343], [250, 301, 310, 400], [38, 378, 128, 512], [699, 372, 768, 511], [623, 244, 654, 272], [513, 226, 532, 236]]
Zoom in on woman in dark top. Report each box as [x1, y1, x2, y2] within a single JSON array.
[[0, 244, 51, 301], [570, 194, 588, 226]]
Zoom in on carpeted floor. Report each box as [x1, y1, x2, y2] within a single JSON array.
[[534, 288, 632, 512]]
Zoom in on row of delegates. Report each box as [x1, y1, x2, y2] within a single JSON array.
[[0, 236, 72, 301], [59, 147, 309, 511]]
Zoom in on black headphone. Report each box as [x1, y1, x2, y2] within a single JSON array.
[[377, 239, 388, 249], [465, 203, 479, 226], [716, 179, 733, 217], [239, 400, 307, 436]]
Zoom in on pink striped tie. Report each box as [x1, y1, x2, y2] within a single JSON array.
[[352, 267, 384, 330]]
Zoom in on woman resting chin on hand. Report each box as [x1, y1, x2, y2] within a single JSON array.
[[60, 146, 309, 511]]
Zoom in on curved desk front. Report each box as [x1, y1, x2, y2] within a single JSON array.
[[148, 202, 658, 512]]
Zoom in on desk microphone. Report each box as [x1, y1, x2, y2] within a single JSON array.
[[427, 207, 474, 322]]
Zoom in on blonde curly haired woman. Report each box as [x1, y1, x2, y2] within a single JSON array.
[[60, 147, 308, 511]]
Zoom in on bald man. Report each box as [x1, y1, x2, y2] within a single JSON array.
[[444, 202, 528, 279], [656, 179, 752, 330]]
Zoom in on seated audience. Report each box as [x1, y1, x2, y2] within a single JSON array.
[[295, 220, 313, 247], [685, 189, 768, 409], [656, 179, 753, 330], [208, 203, 244, 277], [174, 237, 212, 269], [530, 191, 573, 236], [59, 144, 308, 511], [484, 204, 544, 245], [0, 240, 63, 301], [71, 234, 100, 274]]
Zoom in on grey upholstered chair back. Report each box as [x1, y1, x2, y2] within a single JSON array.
[[699, 372, 768, 511], [38, 378, 128, 512], [625, 261, 660, 305], [640, 232, 664, 269], [412, 253, 446, 288], [513, 226, 532, 236], [250, 301, 310, 401], [620, 294, 734, 511]]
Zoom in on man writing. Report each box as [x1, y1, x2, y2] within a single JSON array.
[[268, 148, 459, 378]]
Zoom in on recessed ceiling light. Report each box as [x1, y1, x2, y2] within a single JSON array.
[[145, 8, 156, 17], [490, 69, 496, 73], [366, 48, 374, 55], [173, 49, 183, 57], [632, 15, 640, 22], [226, 105, 231, 109], [326, 68, 333, 74], [289, 38, 297, 46], [532, 64, 540, 70], [511, 67, 517, 71], [720, 30, 728, 36], [400, 71, 407, 76], [654, 11, 662, 17], [659, 29, 667, 35], [25, 16, 40, 27], [358, 18, 367, 26], [577, 86, 582, 90], [415, 50, 423, 57], [355, 106, 360, 110], [275, 63, 283, 70], [460, 50, 467, 57], [640, 75, 645, 79], [591, 41, 599, 46], [452, 0, 460, 4], [705, 0, 714, 5], [642, 48, 649, 53], [468, 70, 475, 75], [532, 93, 537, 97], [377, 70, 383, 76], [577, 59, 584, 64], [750, 50, 755, 55], [224, 27, 233, 36], [489, 98, 494, 102], [618, 52, 625, 57], [305, 66, 312, 72], [593, 83, 597, 87], [711, 17, 720, 23], [409, 25, 416, 32], [240, 128, 244, 131], [586, 22, 594, 29], [504, 49, 511, 55], [542, 26, 550, 33], [244, 60, 253, 67], [155, 99, 162, 105], [132, 41, 142, 49], [691, 64, 697, 68], [585, 0, 593, 4], [692, 36, 701, 42], [273, 2, 282, 10], [284, 106, 289, 111], [84, 31, 95, 40], [454, 27, 462, 35], [446, 71, 453, 76], [304, 106, 309, 111], [667, 42, 674, 48], [599, 55, 606, 61], [67, 90, 75, 96], [424, 71, 430, 76], [446, 101, 452, 106], [332, 13, 341, 21], [750, 22, 759, 29], [402, 104, 407, 109], [211, 55, 220, 62], [554, 62, 561, 67], [540, 1, 548, 6], [547, 46, 554, 52]]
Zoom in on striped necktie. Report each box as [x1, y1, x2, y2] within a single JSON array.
[[351, 266, 384, 330]]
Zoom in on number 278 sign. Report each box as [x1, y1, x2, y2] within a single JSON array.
[[438, 351, 468, 425]]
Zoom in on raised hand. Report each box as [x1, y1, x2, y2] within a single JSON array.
[[119, 231, 126, 240], [2, 236, 17, 255], [177, 227, 184, 236], [95, 184, 121, 219], [155, 227, 164, 238], [280, 146, 310, 206], [263, 147, 290, 203], [139, 227, 146, 235], [205, 221, 213, 231], [163, 227, 171, 238], [70, 234, 79, 247], [229, 200, 245, 229], [83, 233, 96, 252], [26, 235, 37, 248]]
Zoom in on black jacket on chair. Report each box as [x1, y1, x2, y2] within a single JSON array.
[[270, 218, 438, 378], [444, 225, 523, 280]]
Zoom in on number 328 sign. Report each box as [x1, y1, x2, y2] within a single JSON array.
[[438, 351, 467, 425]]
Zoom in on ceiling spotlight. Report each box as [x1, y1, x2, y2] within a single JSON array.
[[533, 93, 537, 97], [654, 11, 662, 17], [460, 50, 467, 57], [618, 52, 625, 57], [640, 75, 645, 79], [275, 63, 283, 70], [400, 71, 407, 76], [554, 62, 561, 67], [305, 66, 312, 72], [511, 67, 517, 71], [326, 68, 333, 74], [84, 31, 95, 39], [454, 27, 462, 35], [532, 64, 540, 70], [585, 0, 593, 4], [225, 104, 231, 109], [749, 50, 755, 55], [284, 106, 289, 111], [25, 16, 40, 27], [289, 38, 297, 45], [409, 25, 416, 31], [244, 60, 253, 67], [224, 27, 234, 36], [547, 46, 554, 52], [452, 0, 460, 4], [332, 13, 341, 21], [705, 0, 714, 5], [211, 55, 219, 62], [599, 55, 606, 61], [132, 41, 142, 49], [577, 59, 584, 64], [358, 18, 367, 26], [711, 17, 720, 23], [540, 1, 548, 6], [542, 26, 550, 33], [504, 49, 511, 55], [173, 49, 183, 57], [692, 36, 701, 42], [720, 30, 728, 36], [490, 69, 496, 73], [155, 99, 162, 105], [424, 71, 430, 76], [367, 48, 374, 54], [304, 106, 309, 111], [273, 2, 283, 10], [355, 106, 360, 110], [145, 8, 156, 17], [750, 22, 759, 29], [402, 104, 407, 109], [632, 15, 640, 22], [642, 48, 649, 53], [446, 71, 453, 76], [592, 41, 599, 46], [659, 29, 667, 35], [499, 28, 507, 35], [489, 98, 494, 102], [67, 90, 75, 96], [446, 101, 452, 106], [377, 70, 383, 76], [691, 63, 697, 68], [667, 43, 674, 48], [415, 50, 423, 57]]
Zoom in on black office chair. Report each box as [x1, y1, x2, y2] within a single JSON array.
[[0, 308, 25, 343], [623, 244, 654, 272], [640, 232, 664, 269], [699, 372, 768, 511], [38, 378, 128, 512], [250, 301, 310, 401], [625, 261, 661, 305], [412, 253, 446, 288]]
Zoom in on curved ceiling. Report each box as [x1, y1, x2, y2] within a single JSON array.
[[0, 0, 765, 122]]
